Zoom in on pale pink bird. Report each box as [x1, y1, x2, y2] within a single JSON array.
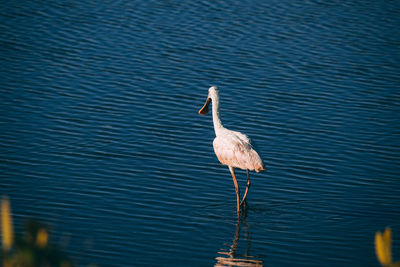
[[199, 86, 265, 214]]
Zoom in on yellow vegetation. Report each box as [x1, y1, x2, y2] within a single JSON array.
[[1, 196, 14, 251], [36, 228, 48, 248], [375, 227, 400, 267], [1, 196, 72, 266]]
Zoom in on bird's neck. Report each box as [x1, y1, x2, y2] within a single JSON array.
[[212, 95, 225, 136]]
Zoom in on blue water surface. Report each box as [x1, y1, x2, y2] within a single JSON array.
[[1, 1, 400, 266]]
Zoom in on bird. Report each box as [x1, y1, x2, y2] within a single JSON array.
[[198, 86, 265, 215]]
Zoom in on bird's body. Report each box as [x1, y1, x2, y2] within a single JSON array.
[[213, 129, 264, 172], [199, 86, 265, 215]]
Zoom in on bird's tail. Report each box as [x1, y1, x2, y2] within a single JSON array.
[[255, 163, 266, 173]]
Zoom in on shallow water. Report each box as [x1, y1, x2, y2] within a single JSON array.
[[1, 0, 400, 266]]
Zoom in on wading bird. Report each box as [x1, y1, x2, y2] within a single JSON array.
[[199, 86, 265, 215]]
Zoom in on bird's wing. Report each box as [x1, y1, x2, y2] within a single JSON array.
[[231, 131, 252, 147], [213, 130, 263, 171]]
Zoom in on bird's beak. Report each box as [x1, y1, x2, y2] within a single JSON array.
[[198, 98, 211, 115]]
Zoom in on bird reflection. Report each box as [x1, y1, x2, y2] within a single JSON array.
[[215, 213, 263, 267]]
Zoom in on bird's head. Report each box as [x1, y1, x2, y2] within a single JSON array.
[[198, 86, 218, 115]]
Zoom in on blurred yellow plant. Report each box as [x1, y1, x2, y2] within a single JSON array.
[[36, 228, 48, 248], [375, 227, 400, 267], [2, 196, 73, 266], [1, 196, 14, 251]]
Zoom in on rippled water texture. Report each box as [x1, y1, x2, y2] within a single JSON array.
[[1, 1, 400, 266]]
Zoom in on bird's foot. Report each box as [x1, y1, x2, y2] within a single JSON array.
[[240, 199, 249, 210], [238, 203, 249, 219]]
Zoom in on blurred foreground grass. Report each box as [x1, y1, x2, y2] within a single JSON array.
[[1, 196, 72, 267], [375, 227, 400, 267]]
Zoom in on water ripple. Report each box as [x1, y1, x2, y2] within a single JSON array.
[[1, 0, 400, 266]]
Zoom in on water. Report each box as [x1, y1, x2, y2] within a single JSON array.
[[1, 0, 400, 266]]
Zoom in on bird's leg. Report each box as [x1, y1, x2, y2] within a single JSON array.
[[240, 169, 251, 206], [229, 166, 240, 215]]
